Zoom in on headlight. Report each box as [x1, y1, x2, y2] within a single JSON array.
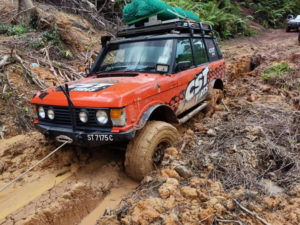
[[96, 110, 108, 124], [47, 109, 55, 120], [110, 108, 126, 127], [79, 111, 88, 123], [38, 106, 45, 119]]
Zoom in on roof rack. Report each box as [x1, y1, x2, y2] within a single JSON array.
[[117, 18, 215, 38]]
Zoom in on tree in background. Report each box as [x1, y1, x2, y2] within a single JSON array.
[[16, 0, 37, 24]]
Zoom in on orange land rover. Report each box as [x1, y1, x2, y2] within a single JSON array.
[[31, 20, 225, 180]]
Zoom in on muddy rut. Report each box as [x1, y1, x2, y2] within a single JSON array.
[[0, 133, 137, 225]]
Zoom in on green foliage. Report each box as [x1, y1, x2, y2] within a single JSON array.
[[0, 22, 33, 36], [31, 24, 61, 48], [261, 62, 290, 81], [61, 49, 73, 58], [41, 24, 61, 46], [246, 0, 300, 28], [2, 92, 12, 101], [30, 24, 72, 59], [84, 41, 97, 51], [164, 0, 254, 39]]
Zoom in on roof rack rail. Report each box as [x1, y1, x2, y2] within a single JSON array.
[[117, 19, 215, 38]]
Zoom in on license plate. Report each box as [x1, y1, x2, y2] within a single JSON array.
[[87, 134, 113, 142]]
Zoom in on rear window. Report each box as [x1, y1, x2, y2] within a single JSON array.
[[192, 39, 208, 65], [204, 39, 219, 62]]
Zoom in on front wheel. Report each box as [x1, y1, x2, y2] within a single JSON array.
[[124, 121, 179, 181], [286, 26, 291, 32]]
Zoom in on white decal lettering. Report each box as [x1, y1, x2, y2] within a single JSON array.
[[185, 67, 210, 101]]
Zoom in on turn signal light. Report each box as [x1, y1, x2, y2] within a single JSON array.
[[110, 109, 123, 119]]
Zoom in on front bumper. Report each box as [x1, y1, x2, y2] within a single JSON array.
[[35, 123, 135, 147], [288, 22, 300, 28]]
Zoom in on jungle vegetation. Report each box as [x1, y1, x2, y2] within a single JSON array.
[[116, 0, 300, 39]]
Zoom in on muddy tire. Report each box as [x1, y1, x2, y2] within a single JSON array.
[[206, 89, 224, 117], [286, 26, 290, 32], [124, 121, 179, 181], [207, 89, 224, 105]]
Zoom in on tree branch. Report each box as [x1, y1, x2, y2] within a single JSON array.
[[233, 199, 271, 225]]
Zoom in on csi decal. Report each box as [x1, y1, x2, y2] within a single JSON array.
[[185, 67, 210, 101], [68, 83, 113, 92]]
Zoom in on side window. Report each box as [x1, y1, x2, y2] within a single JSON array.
[[192, 39, 208, 65], [204, 39, 219, 62], [215, 41, 223, 59], [176, 39, 193, 67]]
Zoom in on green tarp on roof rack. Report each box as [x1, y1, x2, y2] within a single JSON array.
[[122, 0, 200, 25]]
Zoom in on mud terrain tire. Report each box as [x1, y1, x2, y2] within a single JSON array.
[[205, 88, 224, 117], [125, 121, 179, 181]]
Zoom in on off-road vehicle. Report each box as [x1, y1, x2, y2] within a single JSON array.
[[286, 14, 300, 32], [31, 19, 225, 180]]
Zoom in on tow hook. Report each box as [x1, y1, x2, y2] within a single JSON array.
[[43, 131, 50, 138], [56, 135, 73, 144], [76, 134, 84, 144]]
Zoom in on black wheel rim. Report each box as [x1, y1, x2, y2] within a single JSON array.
[[152, 141, 169, 167]]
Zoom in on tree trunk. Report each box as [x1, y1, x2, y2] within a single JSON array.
[[16, 0, 37, 23]]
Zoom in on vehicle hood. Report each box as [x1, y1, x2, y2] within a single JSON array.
[[31, 72, 173, 107]]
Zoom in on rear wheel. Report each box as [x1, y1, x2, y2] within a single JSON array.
[[124, 121, 179, 181], [208, 89, 224, 106], [206, 88, 224, 116]]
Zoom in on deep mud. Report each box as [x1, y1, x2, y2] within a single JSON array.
[[0, 132, 138, 225]]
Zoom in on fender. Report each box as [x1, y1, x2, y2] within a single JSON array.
[[134, 104, 178, 130]]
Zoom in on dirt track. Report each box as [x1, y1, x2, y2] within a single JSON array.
[[0, 29, 299, 224]]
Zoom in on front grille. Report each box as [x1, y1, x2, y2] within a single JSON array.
[[40, 106, 112, 129], [75, 108, 99, 127], [43, 106, 72, 125]]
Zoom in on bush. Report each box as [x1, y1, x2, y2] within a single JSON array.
[[164, 0, 254, 39], [0, 22, 33, 36], [31, 24, 61, 48], [261, 62, 290, 81], [246, 0, 300, 28]]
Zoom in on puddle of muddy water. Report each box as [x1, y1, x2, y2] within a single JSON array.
[[0, 171, 72, 220], [79, 174, 137, 225]]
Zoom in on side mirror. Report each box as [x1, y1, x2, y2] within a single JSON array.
[[176, 61, 191, 72]]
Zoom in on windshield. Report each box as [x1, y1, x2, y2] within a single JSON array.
[[97, 40, 174, 73], [296, 15, 300, 20]]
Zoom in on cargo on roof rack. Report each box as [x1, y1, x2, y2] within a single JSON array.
[[117, 19, 215, 38]]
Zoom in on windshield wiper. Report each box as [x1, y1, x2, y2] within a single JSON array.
[[100, 66, 128, 72], [124, 65, 156, 72]]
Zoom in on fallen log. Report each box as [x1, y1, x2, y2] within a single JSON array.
[[0, 55, 10, 68]]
